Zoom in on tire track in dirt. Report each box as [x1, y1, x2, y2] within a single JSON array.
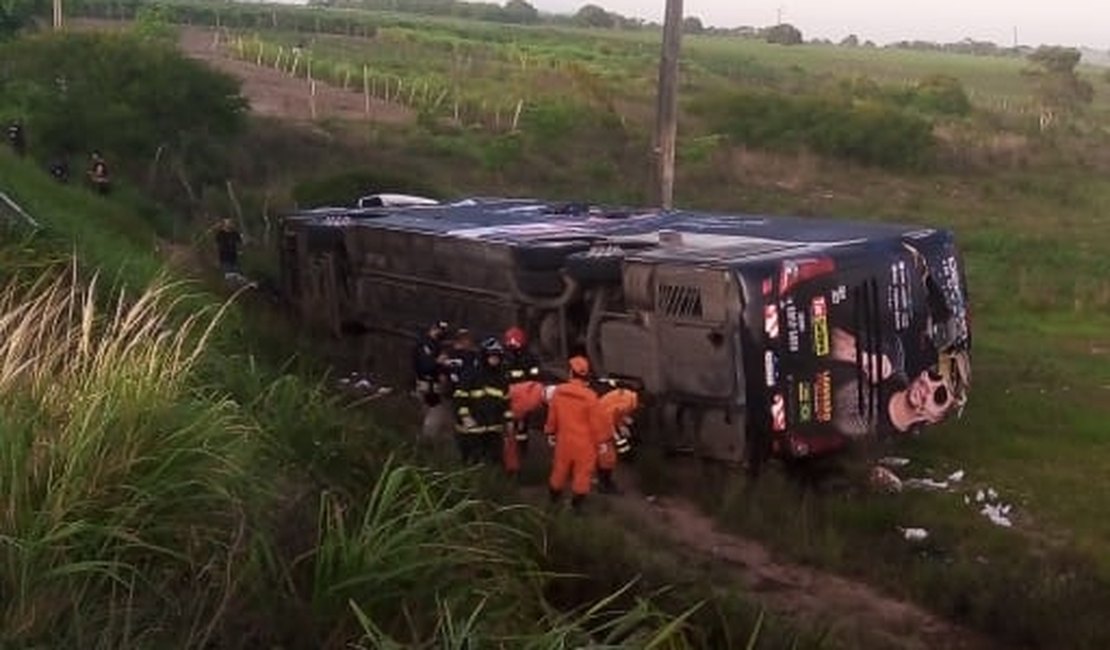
[[604, 485, 999, 650]]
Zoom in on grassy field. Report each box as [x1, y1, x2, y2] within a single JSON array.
[[0, 142, 826, 647], [197, 9, 1110, 648], [16, 5, 1110, 647]]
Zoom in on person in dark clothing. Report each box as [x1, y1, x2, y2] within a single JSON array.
[[453, 337, 512, 464], [6, 121, 26, 157], [444, 328, 479, 397], [215, 218, 243, 274], [502, 326, 541, 462], [87, 151, 111, 195], [413, 320, 453, 439], [48, 156, 70, 184]]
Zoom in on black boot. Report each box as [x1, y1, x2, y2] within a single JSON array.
[[570, 493, 586, 514], [598, 469, 620, 495], [549, 487, 563, 504]]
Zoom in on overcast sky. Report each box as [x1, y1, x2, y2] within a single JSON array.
[[532, 0, 1106, 48]]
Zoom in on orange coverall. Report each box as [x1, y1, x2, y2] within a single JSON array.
[[545, 378, 607, 496], [596, 388, 638, 471], [504, 380, 545, 474]]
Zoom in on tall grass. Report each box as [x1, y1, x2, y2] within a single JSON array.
[[0, 261, 707, 647], [0, 265, 263, 647]]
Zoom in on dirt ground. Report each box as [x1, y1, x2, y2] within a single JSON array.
[[72, 19, 415, 125], [178, 27, 415, 125], [604, 477, 997, 650]]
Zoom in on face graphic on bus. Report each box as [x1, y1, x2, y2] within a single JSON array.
[[907, 369, 954, 424]]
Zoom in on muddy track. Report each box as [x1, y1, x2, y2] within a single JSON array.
[[602, 479, 997, 650]]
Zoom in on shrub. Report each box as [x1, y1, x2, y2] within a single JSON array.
[[692, 90, 935, 169], [291, 169, 444, 207]]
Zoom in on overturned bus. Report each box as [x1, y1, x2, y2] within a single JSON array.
[[280, 197, 971, 465]]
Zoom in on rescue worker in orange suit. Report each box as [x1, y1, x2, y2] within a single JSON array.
[[594, 380, 639, 494], [454, 337, 513, 465], [545, 356, 608, 512], [501, 326, 541, 476]]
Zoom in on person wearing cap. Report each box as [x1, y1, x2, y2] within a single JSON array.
[[593, 379, 639, 494], [545, 356, 608, 512], [454, 337, 513, 464], [502, 326, 542, 475], [412, 320, 451, 439]]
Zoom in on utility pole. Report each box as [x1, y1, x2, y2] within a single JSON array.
[[53, 0, 63, 30], [655, 0, 683, 210]]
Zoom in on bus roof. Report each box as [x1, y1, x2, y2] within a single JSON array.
[[287, 197, 946, 265]]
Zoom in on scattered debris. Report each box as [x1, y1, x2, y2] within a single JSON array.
[[980, 503, 1013, 528], [337, 372, 393, 399], [870, 465, 904, 493], [903, 478, 950, 491], [878, 456, 911, 468], [899, 527, 929, 542], [947, 469, 965, 483]]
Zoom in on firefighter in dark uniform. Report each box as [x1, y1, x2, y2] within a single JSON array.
[[443, 328, 479, 399], [453, 337, 513, 464], [502, 326, 541, 461], [412, 320, 451, 439]]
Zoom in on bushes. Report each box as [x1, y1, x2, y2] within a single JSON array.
[[693, 89, 936, 169], [291, 169, 445, 207], [0, 32, 246, 210]]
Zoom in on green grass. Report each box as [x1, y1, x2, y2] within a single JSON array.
[[0, 143, 791, 648]]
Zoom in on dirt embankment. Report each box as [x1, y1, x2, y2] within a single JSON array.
[[72, 19, 415, 125], [604, 480, 998, 650], [177, 27, 414, 125]]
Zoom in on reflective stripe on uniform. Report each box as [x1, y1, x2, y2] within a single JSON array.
[[509, 370, 525, 379]]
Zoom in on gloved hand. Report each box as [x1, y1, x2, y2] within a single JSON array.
[[462, 415, 478, 430], [547, 434, 556, 448]]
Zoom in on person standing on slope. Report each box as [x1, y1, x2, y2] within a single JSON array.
[[545, 356, 607, 513], [501, 325, 542, 477], [454, 337, 513, 465], [594, 380, 639, 495], [412, 320, 452, 440]]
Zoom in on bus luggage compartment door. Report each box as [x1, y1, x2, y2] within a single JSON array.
[[653, 266, 746, 462]]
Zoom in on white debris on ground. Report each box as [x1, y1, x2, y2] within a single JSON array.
[[876, 462, 1019, 534], [870, 465, 904, 493], [337, 372, 393, 399], [878, 456, 911, 468], [899, 527, 929, 542], [903, 478, 950, 491], [980, 502, 1014, 528]]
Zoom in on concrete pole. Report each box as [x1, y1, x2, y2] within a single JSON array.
[[53, 0, 63, 30], [655, 0, 683, 210]]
